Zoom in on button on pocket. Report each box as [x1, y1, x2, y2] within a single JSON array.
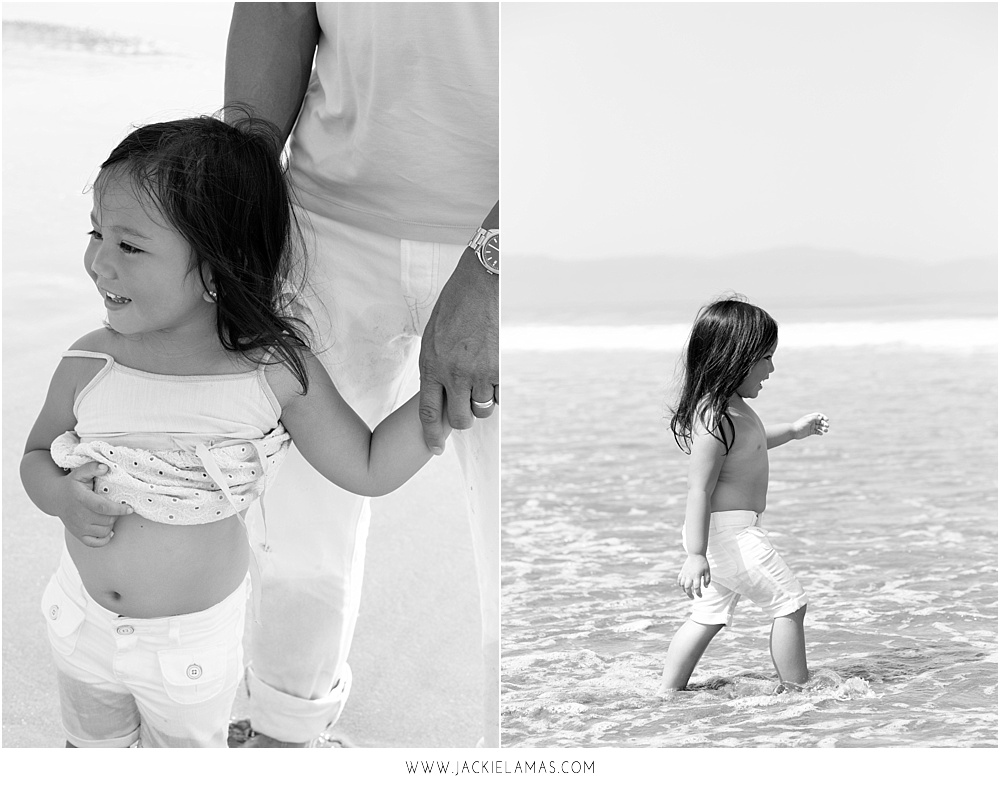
[[40, 576, 86, 657], [157, 646, 230, 705]]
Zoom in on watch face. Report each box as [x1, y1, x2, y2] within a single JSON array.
[[482, 234, 499, 270]]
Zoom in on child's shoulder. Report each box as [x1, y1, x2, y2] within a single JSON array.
[[261, 345, 322, 408], [49, 329, 117, 399], [690, 399, 740, 449], [66, 328, 116, 356], [61, 330, 118, 378], [689, 405, 727, 447], [692, 399, 730, 434], [727, 397, 760, 425]]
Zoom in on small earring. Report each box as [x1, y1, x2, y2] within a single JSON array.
[[204, 290, 217, 303]]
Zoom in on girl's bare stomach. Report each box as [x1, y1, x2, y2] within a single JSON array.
[[66, 511, 249, 618], [711, 476, 769, 515]]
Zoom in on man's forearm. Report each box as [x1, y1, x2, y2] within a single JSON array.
[[225, 2, 320, 142], [480, 200, 499, 231], [456, 201, 500, 285]]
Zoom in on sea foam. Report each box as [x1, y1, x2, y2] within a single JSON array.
[[502, 319, 997, 352]]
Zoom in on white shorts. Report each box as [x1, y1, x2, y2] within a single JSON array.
[[685, 511, 807, 627], [40, 547, 249, 747]]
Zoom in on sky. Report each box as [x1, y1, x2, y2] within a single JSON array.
[[4, 1, 996, 267], [501, 2, 998, 264]]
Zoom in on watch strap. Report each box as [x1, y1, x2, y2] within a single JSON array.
[[469, 227, 499, 275]]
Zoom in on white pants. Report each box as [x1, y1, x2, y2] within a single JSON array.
[[245, 213, 499, 744]]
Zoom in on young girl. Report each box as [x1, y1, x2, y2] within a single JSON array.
[[20, 115, 449, 748], [659, 296, 829, 693]]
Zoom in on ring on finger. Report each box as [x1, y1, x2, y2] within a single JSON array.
[[471, 398, 495, 410]]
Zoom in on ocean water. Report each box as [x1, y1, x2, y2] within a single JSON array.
[[500, 324, 998, 747], [502, 318, 998, 352]]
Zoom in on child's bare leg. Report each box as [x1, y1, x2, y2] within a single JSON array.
[[769, 604, 808, 686], [660, 619, 725, 691]]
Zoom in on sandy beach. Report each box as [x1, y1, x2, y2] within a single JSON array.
[[2, 21, 483, 748]]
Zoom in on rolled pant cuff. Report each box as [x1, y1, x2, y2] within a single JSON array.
[[246, 663, 352, 743], [65, 727, 139, 749]]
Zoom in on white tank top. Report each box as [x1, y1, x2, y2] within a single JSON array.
[[51, 350, 290, 527], [68, 350, 281, 446]]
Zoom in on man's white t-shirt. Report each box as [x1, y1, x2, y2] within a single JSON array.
[[289, 3, 499, 244]]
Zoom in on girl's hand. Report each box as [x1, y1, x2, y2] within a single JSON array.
[[792, 412, 829, 440], [56, 463, 130, 547], [677, 554, 711, 599]]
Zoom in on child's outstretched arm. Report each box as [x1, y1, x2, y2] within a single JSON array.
[[275, 352, 450, 497], [676, 422, 726, 599], [766, 412, 829, 449], [20, 358, 133, 547]]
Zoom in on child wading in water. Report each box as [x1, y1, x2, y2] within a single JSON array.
[[20, 115, 449, 747], [659, 297, 828, 693]]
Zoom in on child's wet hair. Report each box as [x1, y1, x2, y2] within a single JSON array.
[[670, 295, 778, 453], [95, 108, 312, 392]]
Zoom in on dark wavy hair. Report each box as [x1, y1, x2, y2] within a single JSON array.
[[670, 295, 778, 454], [95, 110, 312, 392]]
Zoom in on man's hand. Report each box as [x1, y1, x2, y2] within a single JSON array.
[[57, 462, 131, 547], [418, 249, 499, 454], [677, 554, 712, 599], [791, 412, 830, 440]]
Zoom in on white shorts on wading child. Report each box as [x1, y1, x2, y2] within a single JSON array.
[[685, 510, 807, 627]]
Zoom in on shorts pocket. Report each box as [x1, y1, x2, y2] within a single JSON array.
[[40, 576, 86, 657], [157, 646, 230, 705], [706, 539, 742, 587]]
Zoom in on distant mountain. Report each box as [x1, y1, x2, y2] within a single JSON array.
[[503, 247, 998, 324]]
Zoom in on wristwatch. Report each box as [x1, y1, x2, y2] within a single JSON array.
[[469, 227, 499, 275]]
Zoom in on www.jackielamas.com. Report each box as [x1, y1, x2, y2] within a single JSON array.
[[405, 759, 596, 775]]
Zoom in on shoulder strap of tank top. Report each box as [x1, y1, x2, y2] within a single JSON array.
[[63, 351, 115, 416], [255, 346, 284, 419], [62, 349, 114, 362]]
